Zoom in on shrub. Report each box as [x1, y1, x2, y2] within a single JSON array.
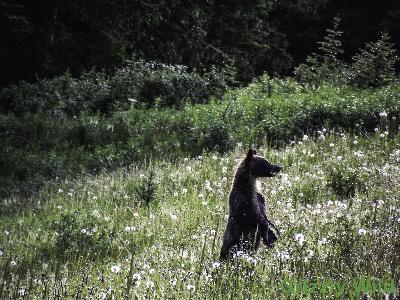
[[0, 59, 231, 115]]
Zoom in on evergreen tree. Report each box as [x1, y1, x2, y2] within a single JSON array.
[[350, 33, 398, 87]]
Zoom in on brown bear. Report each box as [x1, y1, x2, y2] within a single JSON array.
[[220, 149, 281, 260]]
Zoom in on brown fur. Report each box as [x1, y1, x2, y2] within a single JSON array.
[[219, 149, 281, 260]]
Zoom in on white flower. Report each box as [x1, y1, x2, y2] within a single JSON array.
[[186, 166, 192, 171], [353, 140, 358, 145], [0, 250, 3, 256], [132, 273, 141, 281], [294, 233, 305, 246], [146, 280, 155, 288], [10, 260, 17, 267], [187, 284, 195, 291], [198, 193, 204, 198], [303, 135, 309, 141], [58, 189, 63, 193], [222, 167, 227, 173], [173, 192, 178, 197], [212, 262, 220, 269], [380, 133, 385, 138], [81, 228, 87, 234], [277, 250, 290, 260], [329, 143, 335, 147], [182, 188, 188, 195], [374, 127, 379, 132], [358, 228, 367, 235], [318, 238, 327, 245], [212, 155, 218, 160], [170, 214, 178, 220], [379, 112, 387, 118], [125, 226, 132, 232], [111, 264, 121, 273], [337, 156, 342, 161]]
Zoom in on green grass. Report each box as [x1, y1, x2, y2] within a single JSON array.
[[2, 81, 400, 197], [1, 130, 399, 299]]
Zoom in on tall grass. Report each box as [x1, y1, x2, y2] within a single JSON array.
[[1, 131, 399, 299], [1, 81, 400, 197]]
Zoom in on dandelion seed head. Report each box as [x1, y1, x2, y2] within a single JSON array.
[[111, 264, 121, 273]]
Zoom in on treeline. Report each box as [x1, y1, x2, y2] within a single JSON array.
[[1, 0, 400, 87]]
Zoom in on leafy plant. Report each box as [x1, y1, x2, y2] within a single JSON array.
[[134, 168, 158, 205]]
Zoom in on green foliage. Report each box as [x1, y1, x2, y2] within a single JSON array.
[[349, 33, 399, 88], [134, 168, 158, 206], [327, 164, 365, 199], [1, 83, 400, 196], [0, 59, 230, 114], [49, 210, 116, 260]]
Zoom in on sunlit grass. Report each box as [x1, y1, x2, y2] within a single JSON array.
[[1, 130, 399, 299]]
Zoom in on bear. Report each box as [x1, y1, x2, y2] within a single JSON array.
[[219, 149, 281, 261]]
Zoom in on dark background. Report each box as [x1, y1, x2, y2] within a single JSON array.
[[1, 0, 399, 87]]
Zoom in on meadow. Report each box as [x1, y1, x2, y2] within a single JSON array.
[[1, 125, 399, 299]]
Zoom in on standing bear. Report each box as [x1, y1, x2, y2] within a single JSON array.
[[220, 149, 281, 260]]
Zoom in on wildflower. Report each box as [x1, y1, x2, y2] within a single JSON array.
[[10, 260, 17, 267], [57, 205, 62, 209], [170, 214, 178, 220], [182, 188, 188, 195], [212, 262, 220, 269], [186, 166, 192, 171], [277, 250, 290, 260], [212, 155, 218, 160], [380, 133, 385, 138], [318, 238, 327, 245], [374, 128, 379, 132], [222, 167, 227, 174], [358, 228, 367, 235], [303, 135, 309, 141], [0, 250, 3, 256], [294, 233, 305, 246], [329, 143, 335, 147], [146, 280, 155, 288], [58, 189, 63, 193], [125, 226, 132, 232], [111, 264, 121, 273], [81, 228, 87, 234], [379, 112, 387, 118], [187, 284, 195, 291], [199, 193, 204, 198], [132, 273, 141, 281], [353, 140, 358, 145]]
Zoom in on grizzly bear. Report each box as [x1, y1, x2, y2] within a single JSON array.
[[220, 149, 281, 260]]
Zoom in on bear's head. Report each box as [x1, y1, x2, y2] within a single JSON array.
[[245, 149, 281, 178]]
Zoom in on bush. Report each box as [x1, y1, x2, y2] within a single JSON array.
[[0, 59, 231, 115], [349, 33, 399, 88]]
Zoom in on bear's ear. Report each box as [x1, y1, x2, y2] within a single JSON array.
[[246, 148, 254, 159]]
